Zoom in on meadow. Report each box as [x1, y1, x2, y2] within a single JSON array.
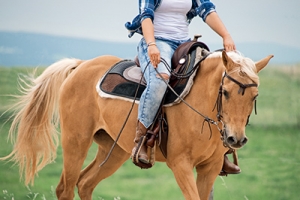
[[0, 64, 299, 200]]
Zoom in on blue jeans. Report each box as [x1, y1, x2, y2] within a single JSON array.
[[137, 37, 188, 128]]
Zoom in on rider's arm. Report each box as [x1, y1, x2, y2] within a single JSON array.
[[205, 12, 236, 51], [141, 18, 160, 67]]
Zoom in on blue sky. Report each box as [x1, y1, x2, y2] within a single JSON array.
[[0, 0, 299, 49]]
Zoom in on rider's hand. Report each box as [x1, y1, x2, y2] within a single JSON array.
[[223, 34, 236, 52], [148, 45, 160, 68]]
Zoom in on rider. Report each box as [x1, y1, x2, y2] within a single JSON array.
[[125, 0, 240, 174]]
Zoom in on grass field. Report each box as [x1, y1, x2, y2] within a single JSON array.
[[0, 64, 299, 200]]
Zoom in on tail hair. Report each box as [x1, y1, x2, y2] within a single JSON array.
[[1, 58, 82, 185]]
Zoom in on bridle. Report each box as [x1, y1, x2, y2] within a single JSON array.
[[160, 57, 259, 147], [155, 58, 259, 143], [100, 58, 259, 166], [213, 71, 258, 147]]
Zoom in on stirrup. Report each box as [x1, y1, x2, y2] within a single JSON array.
[[219, 149, 240, 176], [132, 136, 153, 169]]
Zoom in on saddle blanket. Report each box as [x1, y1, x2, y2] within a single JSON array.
[[96, 47, 208, 107]]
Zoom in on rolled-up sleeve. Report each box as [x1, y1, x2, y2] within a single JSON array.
[[198, 0, 216, 21], [125, 0, 156, 38], [139, 0, 155, 23], [196, 0, 216, 21]]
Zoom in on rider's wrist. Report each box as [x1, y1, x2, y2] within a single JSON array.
[[147, 42, 156, 48]]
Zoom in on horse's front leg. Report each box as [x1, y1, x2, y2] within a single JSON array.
[[167, 158, 200, 200], [195, 158, 223, 200]]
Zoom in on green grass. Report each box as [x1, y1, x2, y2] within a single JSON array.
[[0, 64, 299, 199]]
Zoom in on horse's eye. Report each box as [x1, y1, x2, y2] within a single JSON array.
[[223, 90, 229, 99]]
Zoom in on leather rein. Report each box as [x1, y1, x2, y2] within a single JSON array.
[[158, 58, 258, 147], [100, 58, 259, 167]]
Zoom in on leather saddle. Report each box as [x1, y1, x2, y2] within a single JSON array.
[[99, 40, 210, 105], [97, 37, 210, 158]]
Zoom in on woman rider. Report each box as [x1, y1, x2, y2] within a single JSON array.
[[125, 0, 240, 174]]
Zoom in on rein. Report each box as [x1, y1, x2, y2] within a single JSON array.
[[159, 59, 259, 148], [100, 56, 259, 166], [99, 64, 149, 167], [156, 59, 219, 133]]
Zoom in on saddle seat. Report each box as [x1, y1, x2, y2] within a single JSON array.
[[96, 39, 210, 160], [97, 40, 210, 106]]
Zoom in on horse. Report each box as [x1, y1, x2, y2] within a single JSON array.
[[1, 49, 273, 200]]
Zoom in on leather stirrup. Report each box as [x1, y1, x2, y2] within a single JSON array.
[[132, 136, 153, 169]]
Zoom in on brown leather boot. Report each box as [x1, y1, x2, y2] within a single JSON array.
[[131, 121, 149, 164], [221, 154, 241, 175]]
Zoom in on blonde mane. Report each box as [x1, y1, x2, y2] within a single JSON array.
[[1, 50, 272, 199], [210, 51, 260, 85]]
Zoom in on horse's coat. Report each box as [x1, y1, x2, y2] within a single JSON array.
[[1, 51, 273, 200]]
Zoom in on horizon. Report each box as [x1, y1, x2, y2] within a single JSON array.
[[1, 31, 300, 66]]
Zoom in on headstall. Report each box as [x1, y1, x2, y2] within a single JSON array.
[[213, 71, 258, 147]]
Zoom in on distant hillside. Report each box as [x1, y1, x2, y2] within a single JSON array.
[[0, 32, 137, 67], [0, 31, 299, 66]]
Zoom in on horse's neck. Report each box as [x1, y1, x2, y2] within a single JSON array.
[[191, 55, 224, 116], [182, 56, 225, 152], [201, 54, 224, 80]]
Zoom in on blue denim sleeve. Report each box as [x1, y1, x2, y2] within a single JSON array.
[[187, 0, 216, 22], [125, 15, 141, 32], [125, 0, 156, 38], [139, 0, 155, 23], [140, 7, 155, 23], [198, 0, 216, 21]]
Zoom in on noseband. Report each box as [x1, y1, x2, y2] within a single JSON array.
[[101, 60, 259, 166], [155, 59, 259, 144], [213, 71, 258, 147]]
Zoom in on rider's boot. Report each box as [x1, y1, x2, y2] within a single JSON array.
[[222, 153, 241, 174], [131, 121, 149, 164]]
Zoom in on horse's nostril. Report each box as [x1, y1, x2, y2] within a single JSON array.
[[240, 137, 248, 146], [226, 136, 237, 145]]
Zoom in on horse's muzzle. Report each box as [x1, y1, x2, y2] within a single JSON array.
[[224, 129, 248, 149]]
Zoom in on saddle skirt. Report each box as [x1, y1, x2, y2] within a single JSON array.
[[96, 46, 209, 107]]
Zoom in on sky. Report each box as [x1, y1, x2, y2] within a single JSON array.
[[0, 0, 300, 49]]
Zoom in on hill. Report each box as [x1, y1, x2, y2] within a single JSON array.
[[0, 31, 299, 66]]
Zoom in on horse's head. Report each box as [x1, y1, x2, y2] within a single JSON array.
[[219, 51, 273, 149]]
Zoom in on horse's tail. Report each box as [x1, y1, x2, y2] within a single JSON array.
[[1, 58, 83, 185]]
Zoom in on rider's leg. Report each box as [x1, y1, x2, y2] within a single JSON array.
[[131, 38, 174, 164]]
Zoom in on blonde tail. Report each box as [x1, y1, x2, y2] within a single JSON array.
[[1, 58, 83, 185]]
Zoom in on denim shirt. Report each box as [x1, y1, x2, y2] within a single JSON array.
[[125, 0, 216, 38]]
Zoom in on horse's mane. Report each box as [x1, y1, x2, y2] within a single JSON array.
[[210, 51, 260, 85]]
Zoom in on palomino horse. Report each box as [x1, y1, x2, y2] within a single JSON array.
[[1, 50, 273, 200]]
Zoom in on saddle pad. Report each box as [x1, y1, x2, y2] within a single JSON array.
[[98, 60, 146, 101], [97, 47, 207, 106]]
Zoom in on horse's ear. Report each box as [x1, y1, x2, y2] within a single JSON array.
[[222, 51, 235, 71], [255, 55, 274, 73]]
